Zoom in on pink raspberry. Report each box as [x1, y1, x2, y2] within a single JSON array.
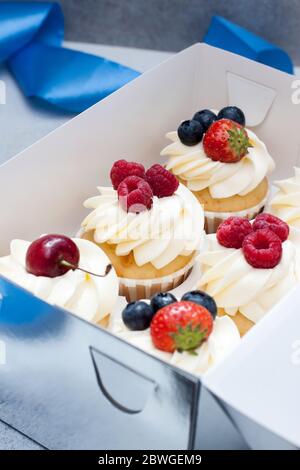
[[216, 216, 252, 249], [118, 176, 153, 213], [253, 213, 289, 242], [242, 228, 282, 269], [110, 159, 146, 190], [146, 164, 179, 198]]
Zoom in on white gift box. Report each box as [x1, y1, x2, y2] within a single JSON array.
[[0, 43, 299, 450]]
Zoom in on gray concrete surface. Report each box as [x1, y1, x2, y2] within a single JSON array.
[[7, 0, 300, 63]]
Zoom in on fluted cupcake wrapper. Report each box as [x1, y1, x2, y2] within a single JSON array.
[[119, 257, 197, 302], [204, 194, 268, 234]]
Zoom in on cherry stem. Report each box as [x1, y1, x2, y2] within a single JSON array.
[[60, 260, 112, 277]]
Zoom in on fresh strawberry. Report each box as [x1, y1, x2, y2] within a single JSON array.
[[203, 118, 252, 163], [150, 301, 213, 353]]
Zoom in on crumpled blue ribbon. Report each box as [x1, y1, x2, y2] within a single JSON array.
[[204, 16, 293, 74], [0, 2, 140, 113], [0, 5, 294, 114]]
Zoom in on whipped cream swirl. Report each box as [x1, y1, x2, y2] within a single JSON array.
[[82, 184, 205, 269], [161, 128, 275, 198], [108, 307, 240, 376], [0, 238, 119, 322], [269, 167, 300, 229], [198, 233, 299, 324]]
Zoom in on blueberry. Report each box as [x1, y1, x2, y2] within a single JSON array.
[[122, 301, 154, 330], [150, 292, 177, 314], [217, 106, 245, 126], [177, 119, 204, 146], [193, 109, 217, 132], [181, 290, 217, 319]]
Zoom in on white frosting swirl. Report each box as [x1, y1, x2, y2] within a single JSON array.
[[82, 184, 205, 269], [269, 167, 300, 228], [161, 129, 275, 198], [0, 237, 119, 322], [108, 307, 240, 376], [198, 233, 299, 324]]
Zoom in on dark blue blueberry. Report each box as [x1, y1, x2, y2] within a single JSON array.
[[181, 290, 217, 319], [193, 109, 217, 132], [150, 292, 177, 314], [177, 119, 204, 146], [217, 106, 245, 126], [122, 301, 154, 330]]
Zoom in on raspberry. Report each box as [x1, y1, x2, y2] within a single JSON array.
[[242, 228, 282, 269], [110, 159, 146, 190], [118, 176, 153, 213], [146, 164, 179, 198], [253, 213, 289, 242], [217, 216, 252, 249]]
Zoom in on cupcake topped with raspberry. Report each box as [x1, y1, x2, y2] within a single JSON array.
[[80, 160, 205, 301], [108, 290, 240, 376], [269, 167, 300, 229], [161, 106, 275, 232], [198, 213, 300, 335]]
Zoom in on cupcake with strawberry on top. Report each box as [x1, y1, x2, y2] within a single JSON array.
[[80, 160, 205, 301], [108, 289, 240, 376], [161, 106, 275, 232], [198, 213, 300, 335]]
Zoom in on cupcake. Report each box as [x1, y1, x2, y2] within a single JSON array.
[[198, 214, 300, 336], [81, 160, 205, 301], [269, 167, 300, 229], [161, 106, 275, 232], [0, 234, 119, 325], [108, 290, 240, 376]]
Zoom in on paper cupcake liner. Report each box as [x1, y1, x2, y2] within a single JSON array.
[[204, 195, 268, 234], [118, 257, 196, 302]]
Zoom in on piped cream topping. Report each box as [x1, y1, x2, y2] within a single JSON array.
[[0, 237, 119, 322], [198, 232, 300, 324], [108, 307, 240, 376], [161, 128, 275, 198], [269, 167, 300, 229], [82, 183, 205, 269]]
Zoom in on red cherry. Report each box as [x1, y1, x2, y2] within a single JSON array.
[[26, 234, 80, 278]]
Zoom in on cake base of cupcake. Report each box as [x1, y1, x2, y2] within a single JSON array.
[[204, 201, 266, 233], [81, 230, 197, 301], [179, 177, 268, 233], [218, 308, 254, 336], [118, 263, 193, 301]]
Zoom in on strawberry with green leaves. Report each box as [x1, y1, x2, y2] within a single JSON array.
[[203, 118, 252, 163], [150, 301, 213, 353]]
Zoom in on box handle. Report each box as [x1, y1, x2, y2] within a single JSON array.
[[90, 346, 157, 414]]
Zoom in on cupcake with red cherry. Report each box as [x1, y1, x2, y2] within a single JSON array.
[[0, 234, 119, 325], [108, 290, 240, 375], [80, 160, 205, 301], [161, 106, 275, 232], [198, 213, 300, 335]]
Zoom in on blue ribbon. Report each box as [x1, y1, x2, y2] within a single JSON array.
[[204, 16, 293, 74], [0, 5, 294, 113], [0, 2, 140, 113]]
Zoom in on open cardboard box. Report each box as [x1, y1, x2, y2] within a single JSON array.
[[0, 43, 299, 450]]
